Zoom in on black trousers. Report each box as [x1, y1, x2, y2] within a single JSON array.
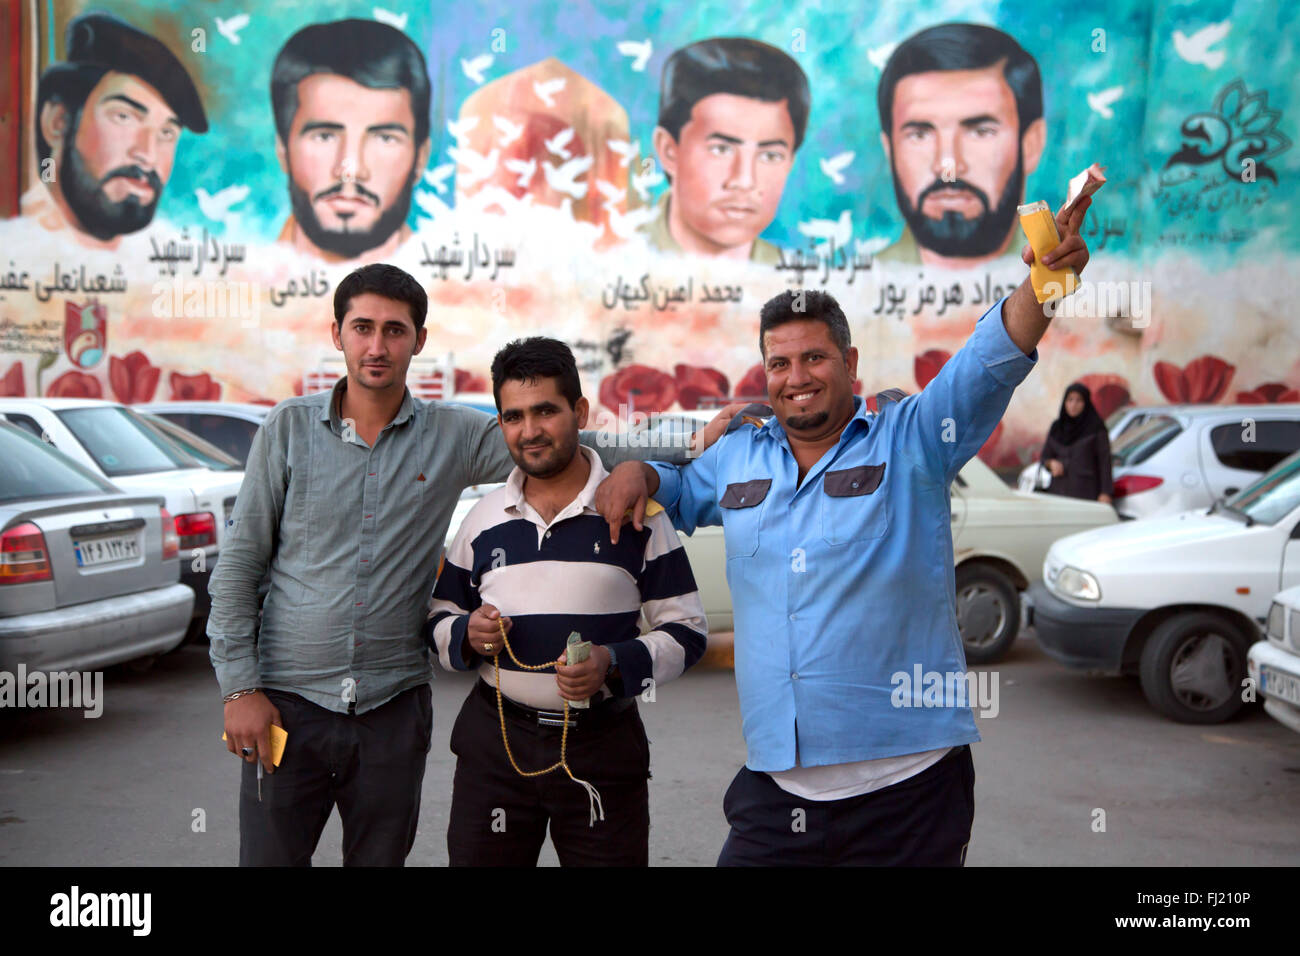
[[716, 744, 975, 867], [238, 684, 432, 867], [447, 680, 651, 866]]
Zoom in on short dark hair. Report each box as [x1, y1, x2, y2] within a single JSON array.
[[271, 19, 431, 147], [658, 37, 811, 151], [759, 290, 851, 358], [877, 22, 1042, 139], [35, 69, 105, 163], [491, 337, 583, 411], [333, 263, 428, 331]]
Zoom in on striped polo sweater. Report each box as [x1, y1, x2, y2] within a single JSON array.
[[427, 445, 708, 710]]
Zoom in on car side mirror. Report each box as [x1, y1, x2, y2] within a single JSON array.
[[1291, 521, 1300, 540], [1224, 487, 1239, 497]]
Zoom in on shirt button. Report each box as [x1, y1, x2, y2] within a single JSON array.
[[791, 672, 800, 680], [789, 613, 796, 621], [545, 531, 552, 538]]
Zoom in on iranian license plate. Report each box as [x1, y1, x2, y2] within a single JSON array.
[[74, 534, 139, 567], [1261, 665, 1300, 707]]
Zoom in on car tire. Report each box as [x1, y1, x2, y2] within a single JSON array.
[[1139, 612, 1248, 724], [955, 564, 1020, 665]]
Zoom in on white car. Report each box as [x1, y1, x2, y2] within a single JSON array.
[[1029, 449, 1300, 723], [1248, 586, 1300, 735], [0, 399, 245, 631], [443, 408, 1119, 662], [141, 401, 270, 468], [1104, 404, 1300, 520]]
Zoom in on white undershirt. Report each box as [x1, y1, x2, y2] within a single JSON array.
[[767, 747, 952, 801]]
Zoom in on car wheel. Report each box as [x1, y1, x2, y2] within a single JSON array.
[[123, 654, 159, 675], [955, 564, 1020, 665], [1139, 612, 1248, 723]]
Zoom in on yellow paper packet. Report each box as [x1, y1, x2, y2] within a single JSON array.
[[222, 724, 287, 767]]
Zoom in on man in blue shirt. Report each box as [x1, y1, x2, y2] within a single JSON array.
[[596, 198, 1092, 865]]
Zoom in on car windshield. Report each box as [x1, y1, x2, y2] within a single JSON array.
[[1226, 451, 1300, 525], [139, 414, 242, 471], [1111, 415, 1182, 467], [56, 406, 202, 477], [0, 424, 116, 503]]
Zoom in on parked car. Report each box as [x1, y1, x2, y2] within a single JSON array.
[[140, 401, 269, 467], [0, 398, 245, 629], [442, 409, 1119, 660], [1028, 449, 1300, 723], [1247, 585, 1300, 735], [0, 421, 193, 673], [1017, 404, 1162, 492], [1103, 404, 1300, 520]]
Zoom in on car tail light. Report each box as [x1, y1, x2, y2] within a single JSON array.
[[1112, 475, 1163, 498], [160, 508, 180, 561], [1, 522, 53, 584], [173, 511, 216, 549]]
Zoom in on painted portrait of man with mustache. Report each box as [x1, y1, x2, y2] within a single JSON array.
[[270, 19, 432, 262]]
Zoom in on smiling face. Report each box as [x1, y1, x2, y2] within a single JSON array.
[[655, 93, 796, 257], [761, 319, 859, 439], [330, 291, 426, 394], [47, 72, 180, 239], [881, 63, 1044, 258], [497, 376, 589, 479], [280, 73, 428, 258]]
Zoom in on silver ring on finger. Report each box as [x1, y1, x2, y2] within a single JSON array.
[[483, 642, 494, 652], [241, 747, 254, 756]]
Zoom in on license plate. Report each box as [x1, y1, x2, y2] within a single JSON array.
[[1261, 665, 1300, 707], [73, 534, 139, 567]]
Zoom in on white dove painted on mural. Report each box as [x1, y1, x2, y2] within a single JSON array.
[[468, 184, 533, 215], [559, 197, 605, 245], [617, 39, 653, 72], [195, 184, 249, 226], [493, 115, 524, 147], [533, 78, 566, 107], [607, 139, 638, 167], [594, 179, 626, 208], [421, 163, 456, 194], [446, 116, 478, 144], [414, 189, 451, 221], [372, 7, 407, 30], [867, 42, 897, 72], [461, 53, 494, 85], [798, 209, 853, 248], [1173, 21, 1230, 70], [544, 127, 576, 160], [448, 144, 500, 188], [215, 14, 249, 45], [605, 204, 659, 240], [630, 164, 664, 202], [503, 157, 537, 189], [542, 155, 593, 199], [1086, 86, 1123, 119], [819, 151, 855, 185]]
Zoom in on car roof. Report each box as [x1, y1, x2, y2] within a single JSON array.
[[0, 397, 122, 411], [140, 401, 272, 417], [1159, 403, 1300, 419]]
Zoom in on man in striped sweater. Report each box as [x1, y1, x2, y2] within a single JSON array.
[[427, 336, 708, 866]]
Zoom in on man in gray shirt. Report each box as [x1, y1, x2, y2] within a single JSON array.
[[211, 263, 736, 865]]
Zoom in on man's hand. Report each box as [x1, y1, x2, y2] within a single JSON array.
[[594, 461, 660, 545], [1006, 195, 1094, 355], [1098, 493, 1113, 505], [1046, 459, 1065, 477], [223, 691, 283, 774], [467, 604, 510, 657], [554, 644, 612, 702], [690, 402, 750, 456]]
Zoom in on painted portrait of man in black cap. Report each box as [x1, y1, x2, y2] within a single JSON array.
[[33, 11, 207, 248], [270, 19, 431, 262]]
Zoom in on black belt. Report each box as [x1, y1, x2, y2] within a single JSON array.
[[475, 678, 633, 731]]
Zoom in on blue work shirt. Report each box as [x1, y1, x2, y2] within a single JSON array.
[[650, 296, 1037, 771]]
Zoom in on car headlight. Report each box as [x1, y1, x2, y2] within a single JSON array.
[[1055, 565, 1101, 602], [1267, 602, 1285, 641]]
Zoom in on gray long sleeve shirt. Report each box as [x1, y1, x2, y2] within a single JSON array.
[[207, 377, 681, 713]]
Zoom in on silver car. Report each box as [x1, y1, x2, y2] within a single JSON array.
[[0, 422, 193, 673]]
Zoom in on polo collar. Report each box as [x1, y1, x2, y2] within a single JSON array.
[[504, 444, 607, 518], [320, 375, 416, 431]]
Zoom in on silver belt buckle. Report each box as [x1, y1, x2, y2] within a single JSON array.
[[536, 710, 569, 728]]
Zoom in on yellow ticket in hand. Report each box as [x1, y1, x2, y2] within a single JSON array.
[[623, 498, 664, 520], [222, 724, 288, 767], [1018, 200, 1078, 303]]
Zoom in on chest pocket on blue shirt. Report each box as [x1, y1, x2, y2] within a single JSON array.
[[820, 463, 888, 546], [719, 478, 770, 558]]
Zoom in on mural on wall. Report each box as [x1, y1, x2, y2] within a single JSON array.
[[0, 0, 1296, 471]]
